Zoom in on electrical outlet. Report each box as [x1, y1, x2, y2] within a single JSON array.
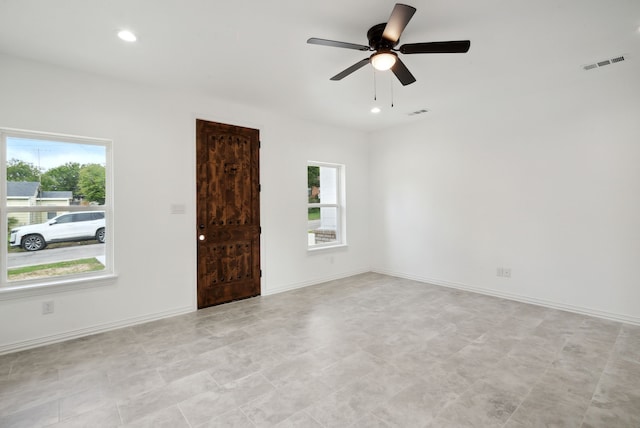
[[42, 301, 54, 315], [497, 267, 511, 278]]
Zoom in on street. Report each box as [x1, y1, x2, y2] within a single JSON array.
[[7, 244, 105, 268]]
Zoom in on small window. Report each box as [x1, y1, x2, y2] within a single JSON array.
[[1, 128, 113, 292], [307, 162, 346, 249]]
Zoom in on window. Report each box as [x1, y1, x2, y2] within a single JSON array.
[[1, 128, 113, 294], [307, 162, 345, 249]]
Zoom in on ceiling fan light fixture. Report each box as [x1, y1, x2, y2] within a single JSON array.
[[371, 52, 397, 71]]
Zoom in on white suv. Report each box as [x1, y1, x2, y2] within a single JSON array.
[[10, 211, 105, 251]]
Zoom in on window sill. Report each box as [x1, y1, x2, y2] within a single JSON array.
[[307, 243, 348, 253], [0, 273, 118, 300]]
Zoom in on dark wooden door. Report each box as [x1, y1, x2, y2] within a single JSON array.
[[196, 119, 260, 309]]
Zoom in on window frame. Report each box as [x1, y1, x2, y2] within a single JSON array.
[[307, 161, 347, 251], [0, 127, 116, 299]]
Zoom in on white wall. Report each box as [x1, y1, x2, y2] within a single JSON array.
[[369, 61, 640, 324], [0, 54, 371, 352]]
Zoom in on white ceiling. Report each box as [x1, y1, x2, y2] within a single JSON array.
[[1, 0, 639, 132]]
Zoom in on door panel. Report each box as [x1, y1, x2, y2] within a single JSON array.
[[48, 214, 75, 240], [196, 119, 260, 309]]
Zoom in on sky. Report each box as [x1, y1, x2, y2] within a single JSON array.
[[7, 137, 106, 171]]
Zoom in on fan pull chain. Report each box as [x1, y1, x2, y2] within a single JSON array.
[[373, 69, 377, 101], [390, 75, 394, 108]]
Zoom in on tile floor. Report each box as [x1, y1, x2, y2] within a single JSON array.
[[1, 273, 639, 427]]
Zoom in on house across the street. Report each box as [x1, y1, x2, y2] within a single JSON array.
[[7, 181, 73, 226]]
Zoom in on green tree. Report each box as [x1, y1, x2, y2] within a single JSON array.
[[40, 162, 81, 197], [308, 166, 320, 203], [78, 164, 105, 204], [308, 166, 320, 188], [6, 159, 41, 182]]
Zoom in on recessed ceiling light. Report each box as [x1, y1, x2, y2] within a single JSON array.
[[118, 30, 137, 42], [371, 107, 381, 114]]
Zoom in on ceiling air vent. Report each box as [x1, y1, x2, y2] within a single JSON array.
[[583, 55, 626, 71], [408, 109, 429, 116]]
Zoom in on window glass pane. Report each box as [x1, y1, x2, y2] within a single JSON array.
[[6, 212, 106, 282], [308, 165, 338, 205], [318, 166, 337, 204], [307, 207, 338, 245], [6, 137, 106, 205]]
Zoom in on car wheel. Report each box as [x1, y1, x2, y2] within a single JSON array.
[[22, 234, 46, 251], [96, 227, 106, 243]]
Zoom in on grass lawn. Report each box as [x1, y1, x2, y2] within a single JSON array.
[[308, 207, 320, 220], [8, 258, 104, 281]]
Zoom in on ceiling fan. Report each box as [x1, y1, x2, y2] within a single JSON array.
[[307, 3, 470, 86]]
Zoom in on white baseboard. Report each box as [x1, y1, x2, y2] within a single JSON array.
[[262, 268, 371, 296], [372, 269, 640, 326], [0, 305, 194, 355]]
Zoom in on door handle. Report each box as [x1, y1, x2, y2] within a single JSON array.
[[198, 234, 205, 241]]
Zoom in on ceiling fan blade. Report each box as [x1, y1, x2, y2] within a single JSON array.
[[307, 38, 370, 51], [399, 40, 471, 54], [391, 58, 416, 86], [330, 58, 370, 81], [382, 3, 417, 43]]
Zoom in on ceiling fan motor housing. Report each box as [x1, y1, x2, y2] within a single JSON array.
[[367, 23, 398, 50]]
